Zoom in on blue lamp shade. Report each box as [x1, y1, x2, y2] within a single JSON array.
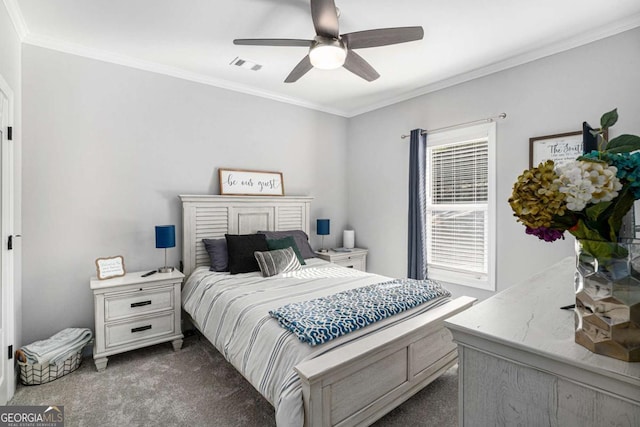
[[155, 225, 176, 249], [316, 219, 330, 236]]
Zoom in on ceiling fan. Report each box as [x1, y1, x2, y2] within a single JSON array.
[[233, 0, 424, 83]]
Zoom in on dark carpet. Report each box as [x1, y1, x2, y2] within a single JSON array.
[[9, 333, 457, 426]]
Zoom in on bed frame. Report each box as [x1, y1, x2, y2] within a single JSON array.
[[179, 195, 475, 427]]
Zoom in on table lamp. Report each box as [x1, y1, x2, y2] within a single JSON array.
[[317, 219, 330, 253], [155, 225, 175, 273]]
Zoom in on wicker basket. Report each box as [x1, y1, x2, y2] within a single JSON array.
[[17, 349, 83, 386]]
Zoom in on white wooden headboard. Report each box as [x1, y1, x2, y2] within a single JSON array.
[[179, 195, 313, 276]]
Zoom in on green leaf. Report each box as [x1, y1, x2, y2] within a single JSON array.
[[578, 239, 628, 262], [577, 155, 606, 163], [551, 212, 577, 229], [607, 187, 635, 240], [585, 201, 612, 222], [604, 134, 640, 153], [571, 219, 630, 261], [600, 108, 618, 129], [569, 219, 607, 241]]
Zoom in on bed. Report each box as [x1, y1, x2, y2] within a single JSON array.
[[179, 195, 475, 427]]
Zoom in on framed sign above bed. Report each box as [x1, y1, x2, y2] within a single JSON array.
[[219, 168, 284, 196]]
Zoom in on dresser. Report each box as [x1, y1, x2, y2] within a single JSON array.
[[314, 248, 368, 271], [90, 270, 184, 371], [445, 257, 640, 426]]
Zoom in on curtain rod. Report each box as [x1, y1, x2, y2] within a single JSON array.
[[400, 113, 507, 139]]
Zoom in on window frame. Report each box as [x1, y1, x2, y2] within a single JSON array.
[[425, 122, 496, 291]]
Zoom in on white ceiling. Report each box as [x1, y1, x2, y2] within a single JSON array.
[[6, 0, 640, 117]]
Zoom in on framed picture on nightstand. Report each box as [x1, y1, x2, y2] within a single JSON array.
[[95, 255, 126, 280]]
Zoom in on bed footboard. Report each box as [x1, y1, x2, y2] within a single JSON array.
[[294, 296, 475, 427]]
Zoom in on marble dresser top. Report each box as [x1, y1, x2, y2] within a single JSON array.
[[445, 256, 639, 397]]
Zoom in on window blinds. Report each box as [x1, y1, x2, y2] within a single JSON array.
[[426, 138, 489, 277]]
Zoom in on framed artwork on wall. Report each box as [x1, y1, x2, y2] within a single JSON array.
[[529, 131, 583, 168], [218, 168, 284, 196]]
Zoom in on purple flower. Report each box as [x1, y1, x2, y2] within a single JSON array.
[[525, 226, 565, 242]]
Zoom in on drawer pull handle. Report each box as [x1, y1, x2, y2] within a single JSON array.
[[131, 300, 152, 308], [131, 325, 152, 333]]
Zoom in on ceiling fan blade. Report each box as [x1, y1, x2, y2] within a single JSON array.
[[234, 39, 313, 47], [343, 50, 380, 82], [285, 55, 313, 83], [311, 0, 339, 38], [342, 26, 424, 49]]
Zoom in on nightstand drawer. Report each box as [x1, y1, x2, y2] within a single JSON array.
[[315, 248, 368, 272], [105, 312, 175, 349], [104, 287, 174, 321], [335, 258, 365, 270]]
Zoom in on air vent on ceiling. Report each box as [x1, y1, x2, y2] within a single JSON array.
[[230, 57, 262, 71]]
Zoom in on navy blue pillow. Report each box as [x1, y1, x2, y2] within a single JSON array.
[[203, 238, 228, 272], [225, 234, 269, 274]]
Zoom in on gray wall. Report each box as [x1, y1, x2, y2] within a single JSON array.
[[18, 26, 640, 344], [347, 28, 640, 301], [21, 45, 348, 345], [0, 2, 23, 351]]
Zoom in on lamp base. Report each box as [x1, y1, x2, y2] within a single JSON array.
[[158, 266, 174, 273]]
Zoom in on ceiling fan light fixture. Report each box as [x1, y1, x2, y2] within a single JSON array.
[[234, 0, 425, 83], [309, 39, 347, 70]]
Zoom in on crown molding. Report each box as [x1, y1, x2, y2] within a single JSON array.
[[3, 0, 29, 40], [9, 1, 640, 119], [21, 33, 350, 117], [345, 13, 640, 117]]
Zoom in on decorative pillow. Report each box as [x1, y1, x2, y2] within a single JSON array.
[[203, 238, 228, 272], [254, 247, 302, 278], [225, 234, 269, 275], [267, 236, 306, 265], [258, 230, 316, 259]]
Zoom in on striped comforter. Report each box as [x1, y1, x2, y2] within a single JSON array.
[[182, 258, 451, 427]]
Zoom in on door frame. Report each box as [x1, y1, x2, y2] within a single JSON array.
[[0, 72, 16, 402]]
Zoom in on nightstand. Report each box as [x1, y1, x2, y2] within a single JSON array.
[[90, 270, 185, 372], [315, 248, 368, 271]]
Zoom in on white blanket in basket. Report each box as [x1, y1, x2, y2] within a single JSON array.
[[21, 328, 92, 365]]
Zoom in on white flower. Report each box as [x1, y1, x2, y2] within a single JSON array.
[[554, 160, 622, 211]]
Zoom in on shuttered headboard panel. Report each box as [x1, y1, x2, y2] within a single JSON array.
[[179, 195, 313, 276]]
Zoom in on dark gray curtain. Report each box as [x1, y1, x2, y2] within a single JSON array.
[[407, 129, 427, 279]]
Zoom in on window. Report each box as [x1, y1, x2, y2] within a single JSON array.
[[425, 123, 496, 291]]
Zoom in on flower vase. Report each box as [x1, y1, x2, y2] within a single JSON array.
[[574, 239, 640, 362]]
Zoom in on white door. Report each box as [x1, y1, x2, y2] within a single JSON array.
[[0, 75, 15, 403]]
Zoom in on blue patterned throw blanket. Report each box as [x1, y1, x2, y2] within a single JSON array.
[[269, 278, 451, 346]]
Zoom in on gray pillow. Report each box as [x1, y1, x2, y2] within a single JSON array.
[[203, 238, 228, 272], [258, 230, 316, 259], [254, 247, 302, 278]]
